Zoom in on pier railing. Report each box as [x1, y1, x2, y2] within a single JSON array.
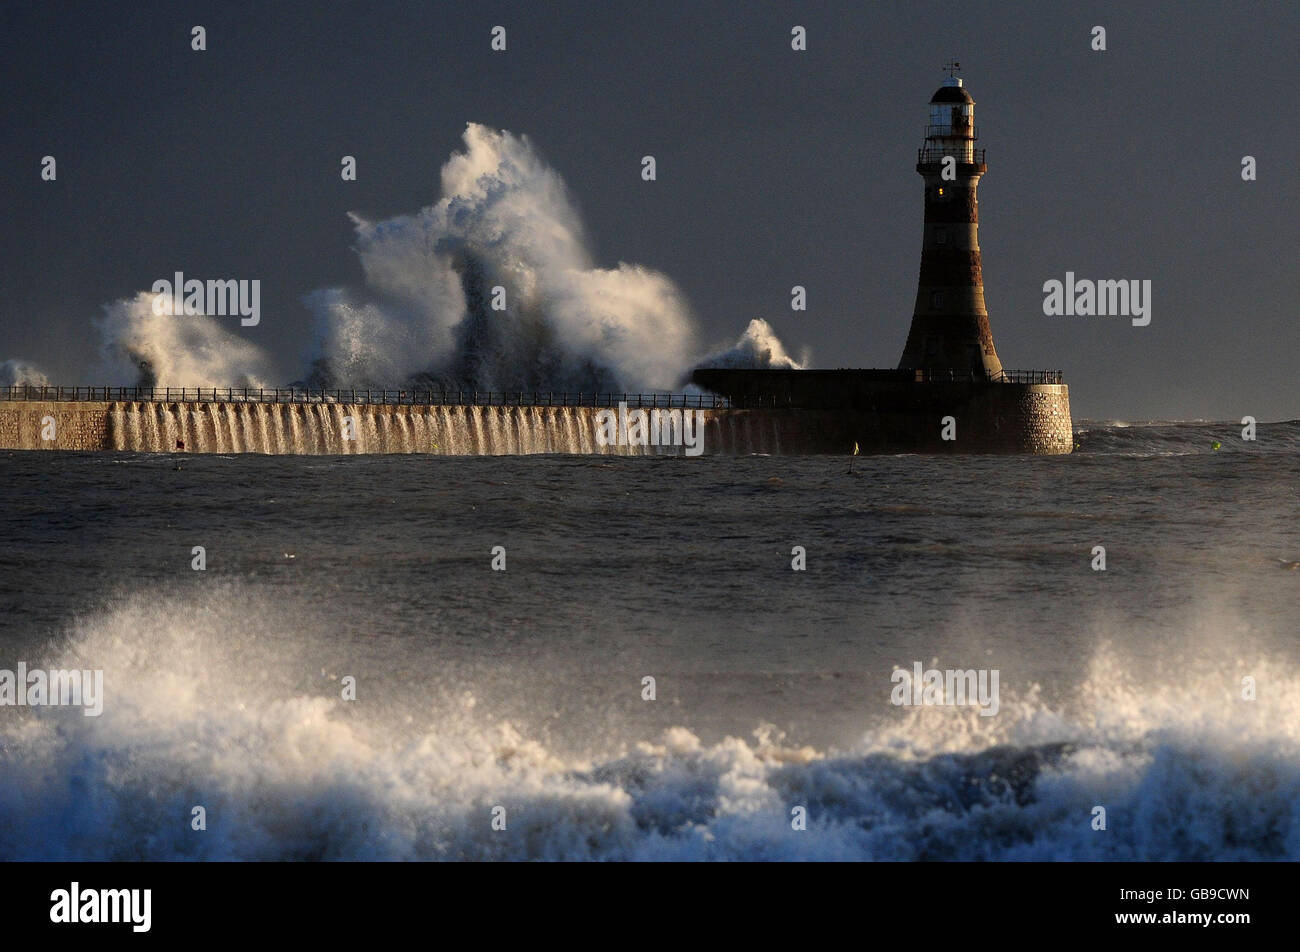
[[0, 385, 753, 409], [0, 372, 1064, 407], [891, 369, 1063, 384], [989, 370, 1064, 384]]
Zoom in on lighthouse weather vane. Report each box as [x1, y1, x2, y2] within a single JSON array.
[[943, 59, 961, 77]]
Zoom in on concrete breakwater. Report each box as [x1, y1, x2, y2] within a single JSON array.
[[0, 400, 844, 455]]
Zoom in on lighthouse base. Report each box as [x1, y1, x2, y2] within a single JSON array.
[[690, 369, 1073, 455]]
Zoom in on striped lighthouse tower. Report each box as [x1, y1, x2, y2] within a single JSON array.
[[898, 64, 1003, 378]]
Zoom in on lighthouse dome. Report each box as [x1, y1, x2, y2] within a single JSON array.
[[930, 77, 974, 104]]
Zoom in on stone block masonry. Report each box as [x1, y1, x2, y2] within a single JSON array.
[[0, 400, 866, 456], [0, 401, 111, 450]]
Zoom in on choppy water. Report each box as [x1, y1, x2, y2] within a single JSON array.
[[1, 421, 1297, 860]]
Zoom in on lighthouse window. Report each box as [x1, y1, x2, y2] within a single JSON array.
[[930, 291, 944, 308], [935, 228, 947, 245]]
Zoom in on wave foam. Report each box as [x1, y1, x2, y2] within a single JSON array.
[[2, 591, 1296, 860], [13, 124, 800, 393]]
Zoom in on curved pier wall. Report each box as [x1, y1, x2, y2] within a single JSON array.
[[847, 383, 1073, 454], [691, 369, 1073, 455]]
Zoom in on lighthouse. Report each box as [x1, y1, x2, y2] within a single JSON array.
[[691, 62, 1072, 455], [898, 66, 1004, 378]]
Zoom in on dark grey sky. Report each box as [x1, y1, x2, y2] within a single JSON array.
[[3, 0, 1295, 420]]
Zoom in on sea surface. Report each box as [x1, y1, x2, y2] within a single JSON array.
[[1, 421, 1297, 860]]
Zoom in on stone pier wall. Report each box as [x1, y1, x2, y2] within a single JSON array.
[[691, 369, 1073, 454], [0, 401, 112, 450], [0, 391, 1072, 456]]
